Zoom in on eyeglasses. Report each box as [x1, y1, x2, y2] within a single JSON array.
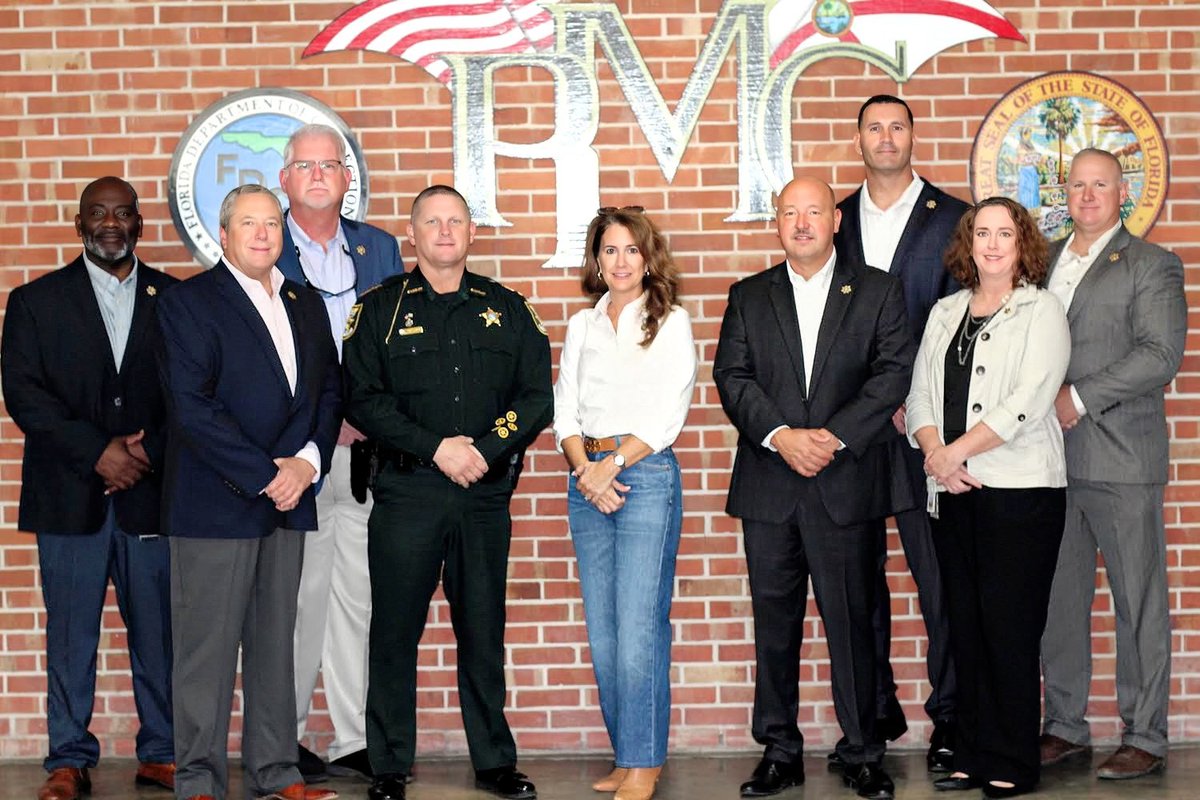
[[597, 205, 645, 214], [285, 160, 344, 174]]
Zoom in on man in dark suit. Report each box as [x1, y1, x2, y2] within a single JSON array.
[[1, 176, 177, 800], [1039, 148, 1187, 780], [276, 123, 404, 783], [832, 94, 969, 771], [714, 176, 914, 800], [156, 184, 342, 800]]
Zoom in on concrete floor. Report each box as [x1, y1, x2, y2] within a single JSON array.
[[0, 748, 1193, 799]]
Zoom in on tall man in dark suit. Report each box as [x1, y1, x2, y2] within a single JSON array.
[[714, 176, 914, 800], [833, 94, 968, 771], [276, 123, 404, 783], [1, 177, 177, 800], [156, 184, 342, 800], [1039, 148, 1187, 780]]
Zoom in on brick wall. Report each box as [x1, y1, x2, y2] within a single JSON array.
[[1, 0, 1198, 761]]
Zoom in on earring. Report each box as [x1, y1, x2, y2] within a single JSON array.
[[645, 268, 650, 276], [597, 268, 604, 281]]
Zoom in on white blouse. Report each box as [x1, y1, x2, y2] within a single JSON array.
[[553, 292, 697, 454]]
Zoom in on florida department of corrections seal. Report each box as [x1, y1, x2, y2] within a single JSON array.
[[970, 71, 1167, 242], [169, 88, 369, 267]]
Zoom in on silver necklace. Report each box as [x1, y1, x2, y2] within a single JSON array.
[[955, 294, 1010, 367]]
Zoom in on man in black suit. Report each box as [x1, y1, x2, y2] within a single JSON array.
[[833, 95, 969, 771], [1, 177, 177, 800], [715, 176, 914, 800], [156, 184, 342, 800]]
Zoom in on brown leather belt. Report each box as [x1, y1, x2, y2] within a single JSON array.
[[583, 435, 623, 454]]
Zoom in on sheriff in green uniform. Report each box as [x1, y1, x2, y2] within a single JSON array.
[[343, 185, 552, 800]]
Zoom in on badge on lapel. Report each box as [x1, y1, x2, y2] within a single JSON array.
[[287, 290, 297, 301], [840, 284, 853, 295], [480, 307, 503, 328], [146, 285, 157, 297], [356, 244, 367, 256], [1109, 252, 1121, 262], [926, 199, 937, 209]]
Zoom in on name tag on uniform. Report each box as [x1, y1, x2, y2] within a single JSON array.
[[397, 326, 425, 336]]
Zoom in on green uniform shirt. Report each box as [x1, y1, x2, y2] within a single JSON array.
[[342, 265, 552, 471]]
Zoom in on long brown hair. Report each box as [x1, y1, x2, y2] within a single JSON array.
[[944, 196, 1049, 289], [581, 208, 680, 348]]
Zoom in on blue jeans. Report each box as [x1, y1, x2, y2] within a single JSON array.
[[568, 447, 682, 767]]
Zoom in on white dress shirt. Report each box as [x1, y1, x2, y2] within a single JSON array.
[[1047, 220, 1122, 417], [225, 261, 322, 482], [859, 172, 924, 271], [553, 293, 697, 454], [762, 251, 838, 450], [287, 215, 356, 362]]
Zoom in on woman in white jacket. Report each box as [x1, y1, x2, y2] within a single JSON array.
[[906, 197, 1070, 799]]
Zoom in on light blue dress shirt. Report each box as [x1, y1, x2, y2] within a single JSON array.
[[83, 253, 138, 371]]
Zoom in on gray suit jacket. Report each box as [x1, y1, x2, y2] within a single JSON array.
[[1048, 226, 1186, 484]]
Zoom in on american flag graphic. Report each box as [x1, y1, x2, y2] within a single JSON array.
[[769, 0, 1024, 75], [303, 0, 560, 85]]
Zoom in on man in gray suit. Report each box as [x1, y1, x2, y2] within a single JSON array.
[[1039, 148, 1186, 780]]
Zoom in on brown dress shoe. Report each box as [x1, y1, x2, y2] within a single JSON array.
[[614, 766, 661, 800], [135, 762, 176, 790], [1096, 745, 1165, 780], [1039, 733, 1090, 766], [38, 768, 90, 800], [592, 767, 629, 792], [258, 782, 338, 800]]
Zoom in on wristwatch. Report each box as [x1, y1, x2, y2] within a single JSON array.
[[612, 453, 626, 468]]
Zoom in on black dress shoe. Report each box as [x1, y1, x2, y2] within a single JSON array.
[[982, 781, 1035, 799], [933, 774, 981, 791], [367, 775, 407, 800], [843, 762, 895, 800], [475, 766, 536, 799], [927, 720, 956, 773], [740, 757, 804, 797], [297, 743, 328, 784], [328, 749, 373, 781]]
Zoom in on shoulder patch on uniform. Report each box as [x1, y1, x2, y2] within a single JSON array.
[[343, 303, 363, 340], [524, 300, 548, 336]]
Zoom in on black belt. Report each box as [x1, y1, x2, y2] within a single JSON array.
[[382, 449, 522, 485]]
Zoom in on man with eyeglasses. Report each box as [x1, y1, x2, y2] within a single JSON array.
[[277, 123, 404, 785]]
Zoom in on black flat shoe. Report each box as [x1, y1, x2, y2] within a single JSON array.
[[933, 774, 981, 791], [843, 762, 895, 800], [475, 766, 537, 799], [740, 757, 804, 797], [982, 780, 1035, 798], [297, 743, 328, 784], [368, 774, 407, 800]]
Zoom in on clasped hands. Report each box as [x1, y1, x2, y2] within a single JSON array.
[[923, 442, 982, 495], [265, 456, 316, 512], [97, 430, 151, 495], [772, 427, 839, 477], [573, 458, 630, 515], [434, 435, 488, 488]]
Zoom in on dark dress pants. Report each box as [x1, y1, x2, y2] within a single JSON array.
[[38, 502, 173, 771], [366, 468, 518, 777], [872, 443, 956, 725], [931, 487, 1065, 787], [743, 481, 884, 766]]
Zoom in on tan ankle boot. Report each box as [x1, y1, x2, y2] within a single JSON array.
[[592, 767, 628, 792], [614, 766, 662, 800]]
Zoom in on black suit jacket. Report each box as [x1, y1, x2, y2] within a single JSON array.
[[1, 256, 179, 535], [156, 261, 341, 538], [834, 180, 968, 341], [713, 256, 914, 526]]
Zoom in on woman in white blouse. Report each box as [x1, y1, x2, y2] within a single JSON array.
[[553, 207, 697, 800], [906, 197, 1070, 799]]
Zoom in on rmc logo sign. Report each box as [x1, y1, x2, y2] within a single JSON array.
[[304, 0, 1022, 266]]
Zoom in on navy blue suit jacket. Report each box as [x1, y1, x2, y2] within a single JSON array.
[[834, 180, 968, 342], [156, 261, 341, 538], [277, 213, 404, 299], [1, 257, 178, 535]]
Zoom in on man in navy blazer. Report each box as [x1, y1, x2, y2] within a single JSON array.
[[156, 184, 341, 800], [832, 95, 969, 772], [275, 124, 404, 782], [715, 176, 914, 800], [1, 177, 177, 800]]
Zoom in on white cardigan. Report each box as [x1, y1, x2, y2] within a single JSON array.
[[906, 284, 1071, 491]]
